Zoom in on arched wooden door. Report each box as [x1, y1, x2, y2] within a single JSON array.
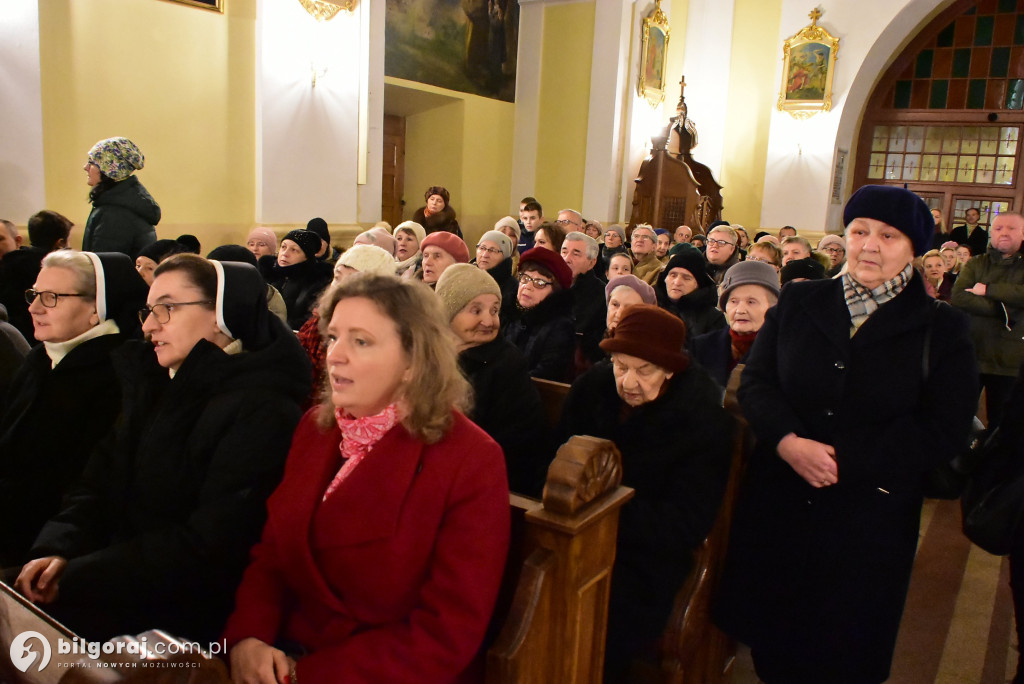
[[853, 0, 1024, 234]]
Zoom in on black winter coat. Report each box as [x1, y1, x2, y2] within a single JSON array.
[[30, 320, 312, 643], [715, 275, 979, 684], [82, 176, 160, 258], [459, 336, 546, 494], [260, 256, 334, 330], [502, 289, 575, 382], [690, 327, 752, 389], [571, 270, 608, 364], [558, 360, 734, 676], [0, 334, 124, 567], [655, 279, 727, 342], [950, 223, 990, 257], [0, 247, 45, 344], [0, 306, 30, 412]]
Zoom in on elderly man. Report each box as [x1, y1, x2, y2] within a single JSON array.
[[631, 224, 664, 286], [561, 232, 607, 363], [781, 236, 813, 266], [705, 225, 741, 284], [674, 225, 692, 244], [556, 209, 584, 233], [952, 211, 1024, 426], [951, 207, 989, 258], [818, 234, 847, 277]]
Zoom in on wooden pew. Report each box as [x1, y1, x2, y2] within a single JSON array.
[[657, 365, 752, 684]]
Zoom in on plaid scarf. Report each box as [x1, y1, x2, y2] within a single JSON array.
[[843, 263, 913, 333]]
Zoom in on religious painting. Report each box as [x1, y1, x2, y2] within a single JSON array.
[[638, 1, 670, 107], [385, 0, 519, 102], [165, 0, 223, 11], [777, 9, 839, 118]]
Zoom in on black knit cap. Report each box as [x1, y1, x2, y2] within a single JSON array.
[[282, 229, 322, 261], [207, 244, 258, 268], [305, 218, 330, 243], [211, 260, 273, 349], [138, 239, 187, 263], [176, 234, 201, 254], [843, 185, 933, 256], [659, 244, 714, 288], [780, 256, 826, 284]]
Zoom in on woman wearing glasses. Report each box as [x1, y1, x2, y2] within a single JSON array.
[[502, 247, 576, 381], [0, 252, 145, 570], [16, 254, 311, 645]]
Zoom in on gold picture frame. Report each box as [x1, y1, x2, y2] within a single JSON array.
[[165, 0, 223, 12], [638, 1, 671, 108], [777, 8, 839, 119]]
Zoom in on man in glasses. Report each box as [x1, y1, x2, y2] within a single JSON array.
[[631, 224, 664, 286], [555, 209, 584, 234], [704, 225, 741, 285]]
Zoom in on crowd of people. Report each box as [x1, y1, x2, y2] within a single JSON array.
[[0, 137, 1021, 684]]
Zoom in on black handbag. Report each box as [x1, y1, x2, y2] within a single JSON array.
[[961, 425, 1024, 555], [920, 300, 986, 500]]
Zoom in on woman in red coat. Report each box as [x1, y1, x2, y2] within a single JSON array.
[[224, 273, 510, 684]]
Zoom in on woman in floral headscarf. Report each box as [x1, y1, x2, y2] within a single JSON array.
[[81, 137, 161, 259]]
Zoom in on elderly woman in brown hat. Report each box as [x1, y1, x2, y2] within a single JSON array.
[[691, 260, 780, 388], [557, 303, 734, 681], [436, 263, 545, 494], [715, 185, 979, 684], [413, 186, 462, 237]]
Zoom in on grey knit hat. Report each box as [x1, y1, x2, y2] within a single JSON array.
[[718, 260, 781, 310], [435, 262, 502, 321], [478, 230, 513, 258], [606, 224, 627, 243]]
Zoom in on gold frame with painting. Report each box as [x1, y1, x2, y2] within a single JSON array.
[[777, 9, 839, 119], [165, 0, 223, 12], [638, 1, 670, 108]]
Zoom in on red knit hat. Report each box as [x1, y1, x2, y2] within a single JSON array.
[[420, 231, 470, 263], [519, 246, 573, 290], [599, 304, 689, 372]]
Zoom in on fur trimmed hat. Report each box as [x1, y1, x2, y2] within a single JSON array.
[[780, 256, 826, 284], [435, 262, 502, 321]]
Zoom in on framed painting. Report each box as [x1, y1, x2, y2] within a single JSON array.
[[638, 1, 670, 108], [777, 8, 839, 118], [166, 0, 223, 12]]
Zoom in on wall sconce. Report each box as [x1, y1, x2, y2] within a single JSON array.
[[298, 0, 356, 87], [298, 0, 355, 22]]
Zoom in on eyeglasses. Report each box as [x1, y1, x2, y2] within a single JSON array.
[[138, 300, 213, 325], [476, 245, 503, 255], [631, 235, 653, 243], [746, 256, 776, 264], [555, 219, 581, 227], [25, 289, 88, 308], [821, 246, 845, 254], [518, 273, 553, 289], [706, 237, 736, 248]]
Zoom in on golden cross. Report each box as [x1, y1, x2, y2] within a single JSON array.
[[809, 7, 822, 25]]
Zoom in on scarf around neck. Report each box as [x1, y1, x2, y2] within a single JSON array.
[[322, 402, 400, 502], [842, 263, 913, 333]]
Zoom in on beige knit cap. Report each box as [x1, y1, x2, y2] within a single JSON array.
[[435, 263, 502, 321]]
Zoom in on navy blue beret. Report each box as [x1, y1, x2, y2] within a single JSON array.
[[843, 185, 933, 256]]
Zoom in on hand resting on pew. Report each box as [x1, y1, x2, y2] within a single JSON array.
[[15, 556, 67, 604]]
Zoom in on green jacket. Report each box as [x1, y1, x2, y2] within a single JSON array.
[[82, 176, 160, 258], [951, 247, 1024, 376]]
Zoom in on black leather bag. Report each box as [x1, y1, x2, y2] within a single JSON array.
[[960, 426, 1024, 555]]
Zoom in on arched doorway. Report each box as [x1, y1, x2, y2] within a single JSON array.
[[853, 0, 1024, 237]]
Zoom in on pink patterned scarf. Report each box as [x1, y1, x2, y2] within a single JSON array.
[[322, 403, 399, 502]]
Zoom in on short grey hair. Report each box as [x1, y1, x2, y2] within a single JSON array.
[[558, 209, 583, 227], [781, 235, 813, 253], [563, 231, 599, 260], [40, 250, 97, 301]]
